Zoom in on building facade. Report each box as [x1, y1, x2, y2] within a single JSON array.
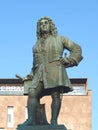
[[0, 78, 92, 130]]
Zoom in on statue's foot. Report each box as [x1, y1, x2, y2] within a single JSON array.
[[51, 120, 58, 126], [18, 119, 36, 126]]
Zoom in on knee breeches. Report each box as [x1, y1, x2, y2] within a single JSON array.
[[28, 81, 44, 98]]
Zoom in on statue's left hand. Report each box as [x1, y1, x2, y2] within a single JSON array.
[[59, 57, 70, 66], [59, 57, 75, 68]]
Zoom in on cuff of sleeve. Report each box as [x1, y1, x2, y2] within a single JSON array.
[[68, 58, 77, 67]]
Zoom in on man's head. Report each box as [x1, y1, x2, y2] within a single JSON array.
[[36, 16, 57, 39]]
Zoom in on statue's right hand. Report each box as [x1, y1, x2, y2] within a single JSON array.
[[15, 74, 27, 81], [15, 74, 33, 81], [15, 74, 23, 80]]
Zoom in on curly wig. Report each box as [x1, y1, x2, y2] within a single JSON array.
[[36, 16, 58, 39]]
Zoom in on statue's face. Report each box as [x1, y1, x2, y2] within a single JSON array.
[[40, 19, 50, 33]]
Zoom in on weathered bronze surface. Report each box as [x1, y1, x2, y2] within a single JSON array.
[[17, 16, 83, 128], [18, 124, 67, 130]]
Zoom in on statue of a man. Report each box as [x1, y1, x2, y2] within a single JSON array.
[[21, 16, 83, 126]]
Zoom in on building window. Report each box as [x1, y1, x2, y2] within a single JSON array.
[[25, 106, 28, 119], [7, 106, 14, 128]]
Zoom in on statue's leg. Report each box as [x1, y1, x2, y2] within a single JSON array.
[[51, 91, 61, 125], [22, 82, 44, 126]]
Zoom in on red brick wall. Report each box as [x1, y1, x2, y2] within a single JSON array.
[[0, 91, 92, 130]]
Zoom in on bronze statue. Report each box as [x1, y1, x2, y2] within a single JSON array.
[[19, 16, 83, 126]]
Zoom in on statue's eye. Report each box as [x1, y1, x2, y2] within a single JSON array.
[[45, 21, 48, 24], [40, 22, 43, 25], [40, 20, 49, 25]]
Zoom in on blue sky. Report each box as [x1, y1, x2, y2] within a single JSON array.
[[0, 0, 97, 129]]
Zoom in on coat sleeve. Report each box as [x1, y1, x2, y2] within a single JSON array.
[[61, 36, 83, 66]]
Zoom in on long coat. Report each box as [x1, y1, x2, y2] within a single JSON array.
[[31, 35, 83, 93]]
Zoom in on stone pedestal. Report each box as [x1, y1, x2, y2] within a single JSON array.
[[17, 125, 67, 130]]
